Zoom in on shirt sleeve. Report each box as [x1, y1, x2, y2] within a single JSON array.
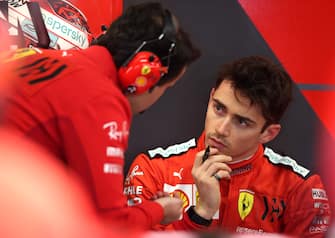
[[61, 94, 163, 230], [283, 174, 331, 237], [124, 153, 162, 205]]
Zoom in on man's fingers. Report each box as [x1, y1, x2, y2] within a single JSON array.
[[204, 160, 232, 178], [152, 191, 172, 200], [213, 173, 221, 181], [214, 170, 231, 181], [194, 147, 220, 168], [208, 154, 232, 163]]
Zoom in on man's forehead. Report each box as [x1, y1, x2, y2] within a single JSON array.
[[212, 83, 264, 121], [214, 80, 251, 105]]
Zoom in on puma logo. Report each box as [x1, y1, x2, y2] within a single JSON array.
[[173, 168, 184, 180]]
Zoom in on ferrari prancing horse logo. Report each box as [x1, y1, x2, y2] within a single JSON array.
[[238, 189, 254, 220]]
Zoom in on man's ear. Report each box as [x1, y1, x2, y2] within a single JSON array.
[[259, 124, 281, 144]]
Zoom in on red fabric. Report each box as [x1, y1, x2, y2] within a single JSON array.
[[0, 129, 109, 237], [238, 0, 335, 85], [125, 132, 331, 236], [238, 0, 335, 144], [2, 45, 163, 230]]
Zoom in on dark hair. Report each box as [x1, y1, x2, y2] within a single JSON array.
[[215, 56, 293, 126], [92, 2, 200, 85]]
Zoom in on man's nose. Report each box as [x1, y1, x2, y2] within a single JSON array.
[[215, 117, 230, 136]]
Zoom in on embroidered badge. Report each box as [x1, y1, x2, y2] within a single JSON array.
[[238, 189, 254, 220]]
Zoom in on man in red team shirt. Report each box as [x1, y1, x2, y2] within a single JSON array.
[[1, 2, 200, 230], [125, 56, 331, 236]]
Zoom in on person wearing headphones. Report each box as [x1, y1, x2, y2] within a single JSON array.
[[124, 56, 331, 236], [1, 2, 200, 230]]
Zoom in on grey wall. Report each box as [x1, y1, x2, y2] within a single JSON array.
[[123, 0, 333, 176]]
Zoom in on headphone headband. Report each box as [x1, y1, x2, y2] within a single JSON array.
[[121, 10, 176, 67], [162, 10, 176, 43]]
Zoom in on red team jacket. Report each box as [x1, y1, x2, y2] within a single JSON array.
[[125, 132, 331, 236], [2, 46, 163, 229]]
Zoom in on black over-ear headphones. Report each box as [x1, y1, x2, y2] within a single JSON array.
[[118, 10, 177, 94]]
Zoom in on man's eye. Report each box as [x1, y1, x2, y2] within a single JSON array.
[[214, 104, 223, 112], [238, 118, 248, 126]]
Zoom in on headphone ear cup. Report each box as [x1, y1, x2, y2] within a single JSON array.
[[118, 51, 167, 94]]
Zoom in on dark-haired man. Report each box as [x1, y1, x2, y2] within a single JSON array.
[[2, 2, 200, 230], [125, 56, 331, 236]]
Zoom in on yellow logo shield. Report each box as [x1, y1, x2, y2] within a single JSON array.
[[238, 189, 254, 220], [1, 48, 37, 63]]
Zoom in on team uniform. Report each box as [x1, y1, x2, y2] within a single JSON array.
[[2, 46, 163, 229], [125, 132, 331, 236]]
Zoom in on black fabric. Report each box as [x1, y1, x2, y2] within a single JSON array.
[[186, 205, 213, 226]]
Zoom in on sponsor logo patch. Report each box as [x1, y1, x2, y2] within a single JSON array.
[[124, 185, 143, 196], [124, 165, 144, 185], [148, 138, 196, 158], [103, 163, 122, 174], [163, 183, 219, 219], [261, 196, 286, 222], [5, 3, 90, 49], [173, 168, 184, 180], [312, 215, 330, 225], [103, 121, 128, 142], [309, 225, 328, 234], [236, 226, 269, 234], [106, 146, 124, 158], [265, 147, 310, 177], [127, 197, 142, 206], [312, 188, 328, 200], [314, 201, 330, 211], [238, 189, 254, 221], [46, 0, 90, 32], [8, 0, 29, 8]]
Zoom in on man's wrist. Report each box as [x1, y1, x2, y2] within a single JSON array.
[[186, 205, 212, 226]]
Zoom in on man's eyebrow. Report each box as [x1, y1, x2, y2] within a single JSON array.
[[213, 98, 223, 106], [235, 114, 256, 125], [212, 98, 256, 125]]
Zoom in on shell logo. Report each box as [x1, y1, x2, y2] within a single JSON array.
[[196, 191, 200, 205], [135, 76, 148, 87], [173, 189, 190, 210]]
